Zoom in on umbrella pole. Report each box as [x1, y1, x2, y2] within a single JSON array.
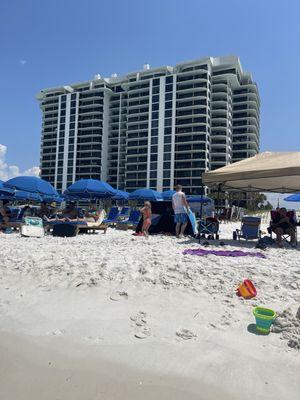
[[199, 183, 204, 244], [217, 183, 221, 217]]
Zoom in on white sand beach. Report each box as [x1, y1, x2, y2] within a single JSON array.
[[0, 223, 299, 399]]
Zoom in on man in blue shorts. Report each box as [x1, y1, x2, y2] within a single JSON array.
[[172, 185, 190, 238]]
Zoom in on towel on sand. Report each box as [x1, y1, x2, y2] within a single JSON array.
[[183, 248, 266, 259]]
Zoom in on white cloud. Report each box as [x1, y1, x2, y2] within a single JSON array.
[[0, 144, 40, 182], [20, 59, 27, 65]]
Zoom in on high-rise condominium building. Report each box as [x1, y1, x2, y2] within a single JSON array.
[[37, 55, 260, 194]]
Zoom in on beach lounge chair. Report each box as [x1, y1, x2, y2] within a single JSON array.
[[118, 206, 131, 220], [102, 207, 120, 224], [268, 210, 297, 245], [6, 206, 30, 230], [235, 216, 261, 241], [117, 210, 141, 230]]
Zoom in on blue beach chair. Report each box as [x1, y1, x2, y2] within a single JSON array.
[[235, 216, 261, 241], [117, 210, 141, 230], [102, 207, 120, 224], [118, 206, 131, 220]]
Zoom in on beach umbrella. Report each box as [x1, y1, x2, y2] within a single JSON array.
[[186, 195, 213, 203], [161, 190, 176, 200], [14, 190, 43, 202], [42, 194, 64, 203], [112, 190, 130, 201], [4, 176, 59, 196], [64, 179, 116, 199], [0, 180, 14, 196], [284, 194, 300, 202], [129, 188, 163, 201]]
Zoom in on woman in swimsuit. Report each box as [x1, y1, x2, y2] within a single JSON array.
[[140, 201, 152, 237]]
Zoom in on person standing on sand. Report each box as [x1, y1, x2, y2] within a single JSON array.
[[140, 201, 152, 238], [172, 185, 190, 238]]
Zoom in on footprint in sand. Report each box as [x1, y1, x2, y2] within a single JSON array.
[[176, 329, 197, 340], [130, 311, 151, 339], [48, 329, 66, 336], [110, 291, 128, 301]]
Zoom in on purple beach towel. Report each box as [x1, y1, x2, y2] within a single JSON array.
[[183, 248, 266, 259]]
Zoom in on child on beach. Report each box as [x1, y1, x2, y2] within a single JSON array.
[[140, 201, 152, 237]]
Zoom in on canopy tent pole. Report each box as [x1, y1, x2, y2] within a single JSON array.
[[199, 183, 204, 244]]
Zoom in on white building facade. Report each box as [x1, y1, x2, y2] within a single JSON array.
[[38, 56, 260, 194]]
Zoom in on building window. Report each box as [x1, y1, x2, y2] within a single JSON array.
[[165, 118, 172, 127], [152, 86, 159, 94], [166, 76, 173, 84], [165, 93, 172, 101], [165, 101, 172, 109], [152, 112, 159, 119], [153, 78, 160, 86], [165, 84, 173, 92], [165, 110, 172, 118], [152, 95, 159, 103]]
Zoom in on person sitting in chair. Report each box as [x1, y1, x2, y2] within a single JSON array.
[[271, 207, 296, 247], [37, 202, 52, 220], [0, 200, 12, 230]]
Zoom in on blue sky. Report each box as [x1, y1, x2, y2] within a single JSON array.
[[0, 0, 300, 173]]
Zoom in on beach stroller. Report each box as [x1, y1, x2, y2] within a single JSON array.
[[234, 216, 261, 241], [117, 210, 141, 230], [198, 217, 219, 240], [268, 210, 297, 245]]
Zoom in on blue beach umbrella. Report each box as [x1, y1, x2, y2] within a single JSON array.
[[129, 188, 163, 201], [112, 190, 130, 201], [64, 179, 116, 199], [161, 190, 176, 200], [0, 180, 14, 196], [14, 190, 43, 202], [4, 176, 59, 197], [284, 194, 300, 202]]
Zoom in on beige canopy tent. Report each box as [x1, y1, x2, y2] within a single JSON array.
[[202, 152, 300, 193]]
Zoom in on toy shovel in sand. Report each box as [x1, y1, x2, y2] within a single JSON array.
[[253, 307, 276, 334], [237, 279, 257, 299]]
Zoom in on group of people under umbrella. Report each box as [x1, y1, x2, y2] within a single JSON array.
[[0, 176, 209, 236]]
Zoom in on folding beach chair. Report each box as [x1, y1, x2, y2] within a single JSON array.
[[117, 210, 141, 230], [268, 210, 297, 245], [235, 216, 261, 241], [198, 217, 219, 240]]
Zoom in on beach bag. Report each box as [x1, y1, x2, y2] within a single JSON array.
[[52, 223, 79, 237], [21, 217, 44, 238]]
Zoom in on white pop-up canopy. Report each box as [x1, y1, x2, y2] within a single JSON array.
[[202, 152, 300, 193]]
